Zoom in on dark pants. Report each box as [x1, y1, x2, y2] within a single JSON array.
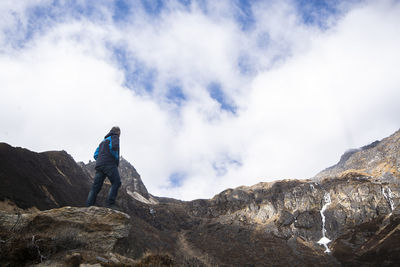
[[86, 165, 121, 207]]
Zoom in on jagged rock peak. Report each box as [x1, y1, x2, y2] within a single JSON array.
[[80, 156, 158, 205], [315, 129, 400, 181]]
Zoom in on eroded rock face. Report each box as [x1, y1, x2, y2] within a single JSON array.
[[0, 206, 131, 266], [331, 206, 400, 266], [194, 176, 398, 246]]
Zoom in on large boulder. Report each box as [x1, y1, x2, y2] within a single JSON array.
[[0, 206, 132, 266]]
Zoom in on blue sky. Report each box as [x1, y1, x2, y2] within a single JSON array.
[[6, 0, 349, 90], [1, 0, 400, 200]]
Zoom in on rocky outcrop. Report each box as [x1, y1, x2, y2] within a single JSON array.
[[0, 206, 133, 266], [81, 157, 157, 205], [331, 206, 400, 266]]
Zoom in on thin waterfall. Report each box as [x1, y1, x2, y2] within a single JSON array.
[[317, 192, 332, 253]]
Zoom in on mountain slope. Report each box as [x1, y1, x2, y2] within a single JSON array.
[[331, 206, 400, 266], [0, 143, 91, 210], [0, 129, 399, 266], [316, 129, 400, 182]]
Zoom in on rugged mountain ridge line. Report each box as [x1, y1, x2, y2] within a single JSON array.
[[316, 129, 400, 181], [0, 129, 399, 266]]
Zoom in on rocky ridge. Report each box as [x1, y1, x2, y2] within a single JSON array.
[[0, 129, 399, 266], [316, 130, 400, 182]]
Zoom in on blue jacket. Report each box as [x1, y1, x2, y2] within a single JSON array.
[[94, 129, 120, 168]]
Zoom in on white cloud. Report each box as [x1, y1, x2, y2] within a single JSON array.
[[1, 0, 399, 201], [0, 0, 50, 50], [232, 0, 400, 185]]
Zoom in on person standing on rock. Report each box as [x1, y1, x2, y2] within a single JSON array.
[[86, 126, 121, 209]]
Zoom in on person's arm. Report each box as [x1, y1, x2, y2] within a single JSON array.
[[110, 135, 120, 166]]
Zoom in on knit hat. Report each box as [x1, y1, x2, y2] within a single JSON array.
[[111, 126, 121, 136]]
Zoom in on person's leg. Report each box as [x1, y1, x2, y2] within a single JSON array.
[[104, 165, 121, 206], [86, 168, 106, 206]]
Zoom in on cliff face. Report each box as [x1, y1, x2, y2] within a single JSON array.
[[0, 129, 399, 266], [331, 206, 400, 266], [184, 130, 399, 266], [185, 176, 398, 266], [202, 175, 397, 242]]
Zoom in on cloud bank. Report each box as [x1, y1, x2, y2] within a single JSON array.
[[1, 0, 399, 200]]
